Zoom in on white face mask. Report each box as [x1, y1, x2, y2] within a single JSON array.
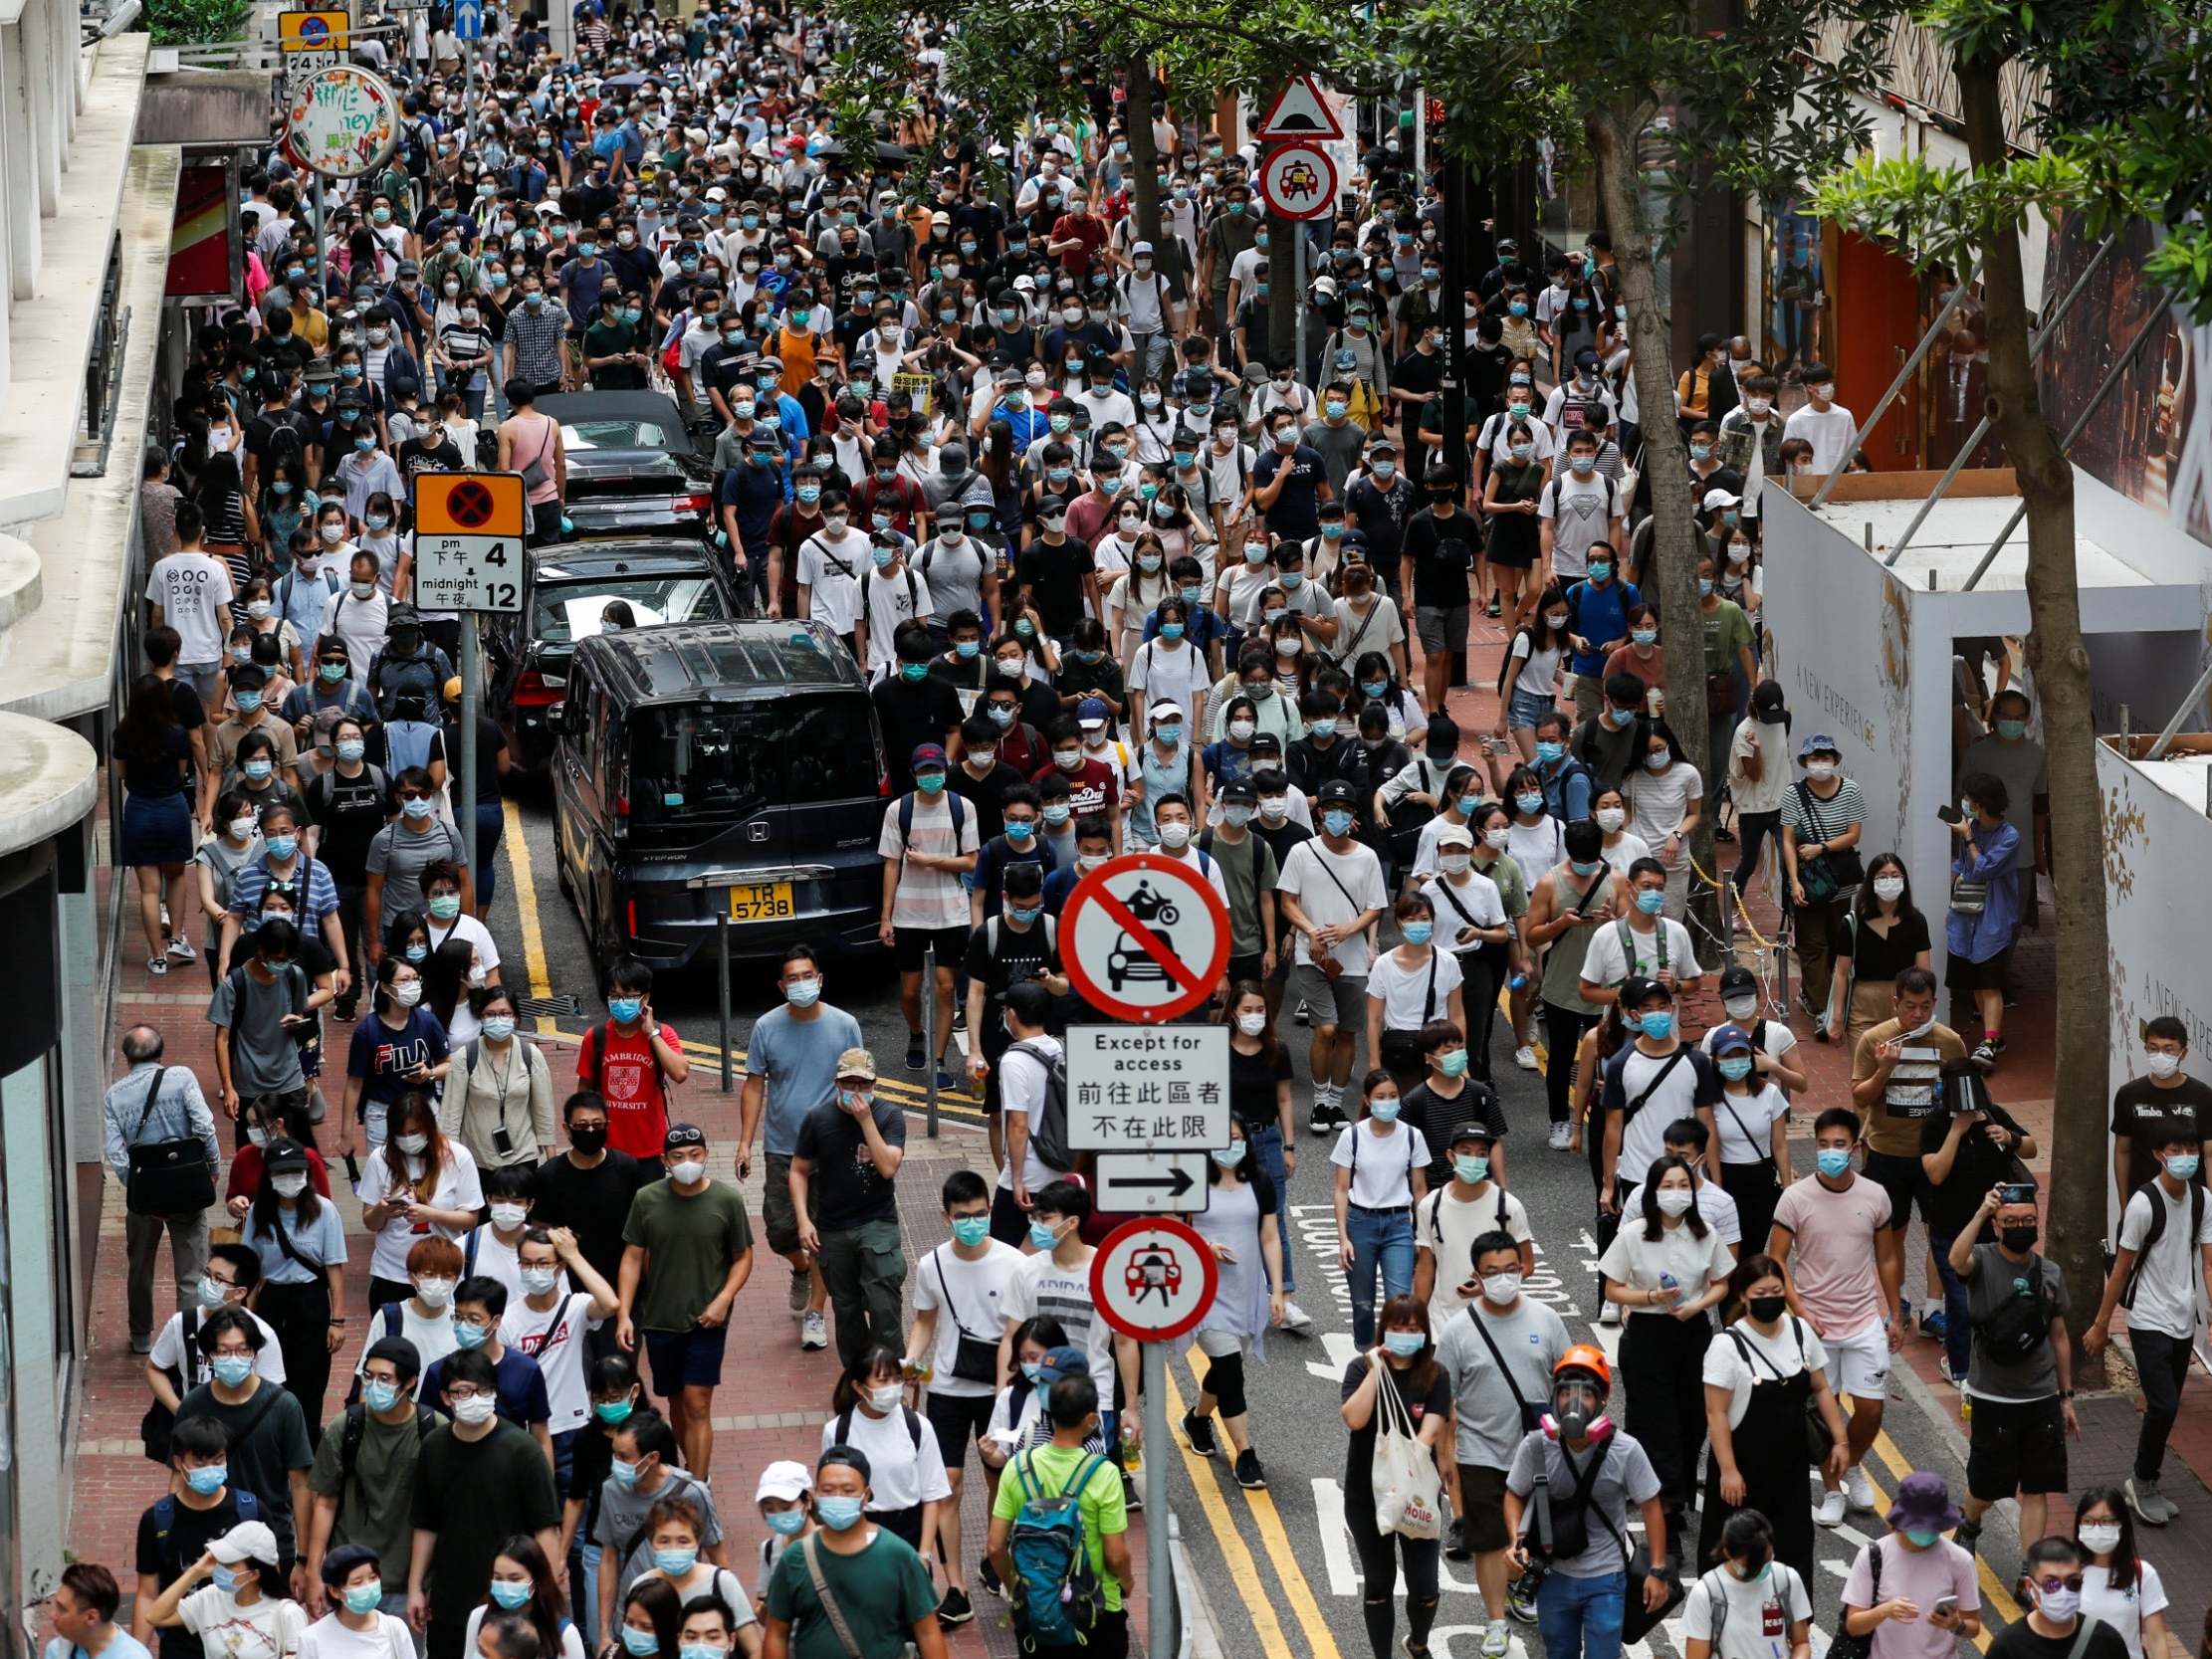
[[1159, 821, 1192, 850], [1483, 828, 1510, 850], [1873, 876, 1906, 903], [2078, 1523, 2122, 1556], [490, 1202, 529, 1230], [272, 1172, 309, 1197], [1595, 806, 1626, 832], [1656, 1186, 1694, 1217], [451, 1394, 498, 1426], [393, 980, 423, 1007], [2147, 1051, 2183, 1080], [670, 1156, 709, 1185], [1722, 995, 1758, 1022], [415, 1277, 455, 1309], [1805, 760, 1837, 781], [1438, 853, 1471, 875], [1235, 1011, 1268, 1036], [229, 815, 258, 841], [1480, 1272, 1522, 1307]]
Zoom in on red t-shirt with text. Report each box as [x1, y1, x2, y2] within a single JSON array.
[[577, 1021, 679, 1157]]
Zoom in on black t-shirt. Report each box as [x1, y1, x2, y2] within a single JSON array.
[[961, 915, 1059, 1041], [946, 758, 1023, 841], [1015, 536, 1097, 637], [136, 1491, 251, 1659], [1405, 1079, 1508, 1189], [1253, 815, 1313, 874], [1403, 507, 1481, 609], [1918, 1101, 2031, 1239], [1341, 1354, 1451, 1506], [1836, 909, 1933, 983], [792, 1097, 907, 1230], [872, 677, 965, 794], [304, 764, 394, 885], [1228, 1042, 1293, 1135], [429, 716, 507, 803], [531, 1148, 656, 1288], [1986, 1619, 2128, 1659], [411, 1422, 560, 1633], [397, 435, 466, 480], [1254, 443, 1326, 540], [1288, 734, 1360, 799], [2110, 1076, 2212, 1193]]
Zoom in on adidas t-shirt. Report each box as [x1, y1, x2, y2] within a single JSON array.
[[1002, 1246, 1116, 1397]]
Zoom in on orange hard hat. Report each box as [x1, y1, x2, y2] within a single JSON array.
[[1554, 1345, 1612, 1388]]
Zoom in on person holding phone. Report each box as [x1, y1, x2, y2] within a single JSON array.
[[1838, 1472, 1980, 1659], [339, 954, 452, 1165], [1920, 1071, 2038, 1384], [1944, 772, 2023, 1072]]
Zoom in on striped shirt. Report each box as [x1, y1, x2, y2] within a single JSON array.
[[230, 854, 343, 926], [1783, 776, 1866, 846]]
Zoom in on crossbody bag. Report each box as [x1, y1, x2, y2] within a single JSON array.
[[931, 1250, 1002, 1385]]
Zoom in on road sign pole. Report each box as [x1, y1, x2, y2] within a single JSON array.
[[717, 910, 733, 1093], [459, 620, 481, 913], [1142, 1339, 1177, 1659], [1292, 219, 1307, 388]]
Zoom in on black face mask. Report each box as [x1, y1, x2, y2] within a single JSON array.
[[1747, 1294, 1788, 1324], [569, 1124, 607, 1154], [2001, 1225, 2039, 1253]]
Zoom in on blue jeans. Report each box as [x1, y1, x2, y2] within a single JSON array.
[[474, 800, 506, 911], [1345, 1204, 1414, 1347], [1929, 1233, 1972, 1376], [1248, 1125, 1295, 1296], [1537, 1568, 1627, 1659]]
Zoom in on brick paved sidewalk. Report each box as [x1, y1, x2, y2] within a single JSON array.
[[72, 964, 1152, 1659]]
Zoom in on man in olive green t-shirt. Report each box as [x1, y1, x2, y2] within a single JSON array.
[[989, 1368, 1132, 1651], [617, 1121, 754, 1480], [306, 1337, 431, 1608]]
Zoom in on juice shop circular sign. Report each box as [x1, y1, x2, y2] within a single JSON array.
[[283, 66, 400, 178]]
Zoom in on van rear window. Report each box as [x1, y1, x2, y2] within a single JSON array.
[[628, 697, 879, 823]]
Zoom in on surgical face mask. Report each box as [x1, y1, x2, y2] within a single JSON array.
[[951, 1215, 991, 1249], [2166, 1153, 2200, 1179], [197, 1274, 233, 1309], [1535, 741, 1565, 765], [1381, 1330, 1425, 1357], [609, 996, 643, 1023], [2036, 1586, 2082, 1622], [1259, 798, 1290, 824], [815, 1496, 866, 1532], [264, 832, 297, 861], [2146, 1050, 2183, 1080], [490, 1202, 529, 1232], [242, 759, 273, 781], [1368, 1095, 1401, 1123], [1323, 809, 1354, 837], [1816, 1147, 1854, 1179], [185, 1460, 229, 1495], [651, 1544, 700, 1577], [1214, 1141, 1247, 1169], [1656, 1186, 1695, 1217], [210, 1354, 255, 1387], [763, 1507, 808, 1538], [1307, 716, 1337, 738], [1234, 1011, 1269, 1038], [1159, 821, 1193, 850], [1593, 806, 1627, 834], [620, 1627, 660, 1657], [1483, 827, 1511, 850], [1805, 760, 1837, 781], [1638, 1009, 1675, 1041], [1402, 920, 1434, 946], [1515, 792, 1544, 816], [401, 795, 435, 821], [272, 1171, 309, 1198], [1439, 853, 1471, 875], [452, 1394, 498, 1426], [2078, 1523, 2122, 1556], [1453, 1154, 1489, 1185], [489, 1578, 535, 1611]]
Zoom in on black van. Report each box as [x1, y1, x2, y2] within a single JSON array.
[[550, 619, 888, 980]]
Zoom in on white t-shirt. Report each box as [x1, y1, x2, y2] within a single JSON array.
[[1278, 838, 1390, 974], [1600, 832, 1652, 875], [1421, 866, 1507, 950], [1701, 1314, 1830, 1428], [1622, 1174, 1742, 1247], [2116, 1180, 2212, 1341], [502, 1289, 602, 1432], [1679, 1561, 1813, 1659], [1416, 1184, 1533, 1326], [1366, 946, 1464, 1032], [2082, 1559, 2168, 1659], [1002, 1249, 1117, 1395], [914, 1241, 1025, 1398], [424, 912, 502, 976], [996, 1036, 1062, 1195], [462, 1225, 526, 1306], [797, 531, 868, 633], [1577, 918, 1698, 988], [178, 1589, 308, 1659], [353, 1145, 486, 1281], [861, 566, 936, 677], [1505, 817, 1566, 879], [1506, 633, 1563, 700], [1782, 401, 1857, 475], [297, 1611, 414, 1659], [1607, 1044, 1718, 1183], [354, 1296, 460, 1379], [1127, 637, 1211, 726], [877, 791, 981, 932], [147, 551, 239, 665], [151, 1307, 287, 1388], [1596, 1214, 1735, 1312], [818, 1401, 953, 1512], [1331, 1120, 1431, 1210], [1707, 1082, 1791, 1168]]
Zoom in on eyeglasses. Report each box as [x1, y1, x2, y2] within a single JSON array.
[[446, 1385, 487, 1401], [2033, 1575, 2086, 1594]]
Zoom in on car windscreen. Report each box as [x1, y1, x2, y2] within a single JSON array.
[[560, 419, 678, 450], [627, 696, 878, 824], [533, 575, 728, 645]]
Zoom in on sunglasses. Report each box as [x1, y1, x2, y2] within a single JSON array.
[[2033, 1575, 2086, 1594]]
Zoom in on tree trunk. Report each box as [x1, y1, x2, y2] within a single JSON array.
[[1956, 49, 2111, 1384], [1123, 58, 1165, 252], [1587, 108, 1722, 944]]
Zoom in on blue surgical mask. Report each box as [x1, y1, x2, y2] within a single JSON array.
[[1438, 1050, 1468, 1079], [452, 1319, 490, 1349], [210, 1354, 254, 1387], [1005, 820, 1036, 844], [611, 1457, 645, 1488], [362, 1379, 401, 1413], [2167, 1154, 2201, 1180], [1817, 1148, 1854, 1178], [1308, 718, 1338, 739], [1453, 1155, 1489, 1185], [651, 1547, 698, 1576], [1635, 888, 1666, 915], [1639, 1011, 1675, 1041], [1571, 859, 1605, 878], [213, 1566, 241, 1595], [595, 1397, 635, 1424], [609, 997, 643, 1024], [952, 1216, 991, 1247], [1368, 1097, 1401, 1123], [1160, 622, 1185, 641], [1401, 921, 1434, 945], [242, 759, 274, 781], [403, 943, 428, 963], [765, 1508, 808, 1536], [234, 691, 264, 715], [186, 1463, 228, 1495], [1589, 561, 1613, 581], [343, 1580, 384, 1614], [1323, 809, 1354, 837], [1216, 1141, 1247, 1167], [815, 1496, 866, 1531], [1029, 1219, 1062, 1252], [1717, 1056, 1755, 1081], [265, 834, 298, 861], [490, 1579, 535, 1609], [1535, 741, 1565, 764], [1382, 1331, 1425, 1357], [1515, 793, 1544, 815], [1458, 794, 1483, 816], [621, 1627, 661, 1656]]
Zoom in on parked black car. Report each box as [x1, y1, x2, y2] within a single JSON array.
[[550, 619, 889, 982], [485, 537, 744, 773], [535, 390, 717, 540]]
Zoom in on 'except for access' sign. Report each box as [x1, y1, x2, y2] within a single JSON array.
[[1066, 1024, 1229, 1154], [409, 471, 528, 613]]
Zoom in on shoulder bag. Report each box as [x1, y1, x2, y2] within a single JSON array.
[[1369, 1361, 1442, 1539], [1793, 782, 1864, 904], [931, 1251, 1003, 1385], [1828, 1535, 1884, 1659], [124, 1068, 218, 1216]]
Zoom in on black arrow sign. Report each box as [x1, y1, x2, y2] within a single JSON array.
[[1106, 1164, 1197, 1198]]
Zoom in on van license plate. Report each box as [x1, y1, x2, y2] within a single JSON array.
[[728, 882, 795, 922]]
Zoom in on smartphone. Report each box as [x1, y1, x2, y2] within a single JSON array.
[[1998, 1182, 2037, 1205], [1932, 1596, 1959, 1619], [1937, 804, 1964, 825]]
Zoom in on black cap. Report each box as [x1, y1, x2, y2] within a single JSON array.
[[1220, 779, 1257, 804], [1717, 963, 1758, 995], [1447, 1121, 1498, 1148], [662, 1122, 707, 1152], [1317, 779, 1359, 806], [1620, 973, 1670, 1008], [265, 1136, 311, 1173]]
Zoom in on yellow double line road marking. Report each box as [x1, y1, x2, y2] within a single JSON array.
[[1164, 1355, 1345, 1659]]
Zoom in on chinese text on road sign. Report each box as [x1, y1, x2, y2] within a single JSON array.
[[1066, 1025, 1228, 1152]]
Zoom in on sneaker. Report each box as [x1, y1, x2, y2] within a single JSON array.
[[1182, 1409, 1219, 1458], [1935, 1354, 1956, 1385], [1514, 1044, 1539, 1072], [1815, 1488, 1849, 1528], [1480, 1619, 1512, 1658], [144, 954, 168, 976], [1294, 1000, 1312, 1027], [1122, 1472, 1142, 1512], [2126, 1476, 2174, 1526], [130, 1335, 153, 1354], [951, 1006, 967, 1034], [936, 1067, 959, 1093], [1310, 1105, 1334, 1136], [788, 1268, 811, 1314], [1403, 1640, 1433, 1659], [1846, 1465, 1879, 1511], [978, 1556, 1006, 1599], [1547, 1121, 1572, 1150], [799, 1311, 828, 1350], [1507, 1575, 1540, 1623], [166, 936, 196, 961], [1233, 1449, 1266, 1489], [1597, 1300, 1622, 1327], [1280, 1301, 1317, 1336], [1971, 1038, 1999, 1070], [1486, 597, 1502, 619], [1918, 1308, 1948, 1341], [936, 1587, 975, 1628], [1713, 824, 1736, 843], [904, 1035, 926, 1072], [1444, 1517, 1470, 1561], [1953, 1520, 1981, 1557]]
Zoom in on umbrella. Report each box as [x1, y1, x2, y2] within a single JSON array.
[[597, 70, 649, 89], [811, 135, 913, 164]]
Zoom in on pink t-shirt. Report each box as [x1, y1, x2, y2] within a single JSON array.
[[1842, 1535, 1978, 1659], [1772, 1172, 1892, 1338]]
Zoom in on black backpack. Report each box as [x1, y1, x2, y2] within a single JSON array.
[[1006, 1039, 1074, 1172], [2122, 1177, 2206, 1311], [330, 1399, 441, 1528]]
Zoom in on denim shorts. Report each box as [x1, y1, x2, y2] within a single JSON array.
[[1508, 686, 1559, 729]]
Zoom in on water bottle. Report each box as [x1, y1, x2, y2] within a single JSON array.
[[1121, 1418, 1143, 1477], [1506, 971, 1529, 991]]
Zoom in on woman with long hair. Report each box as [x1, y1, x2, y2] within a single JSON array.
[[1180, 1119, 1287, 1491], [818, 1343, 949, 1554], [240, 1136, 348, 1444], [116, 673, 201, 975], [612, 1574, 683, 1659], [1494, 586, 1570, 761], [421, 935, 481, 1045], [353, 1087, 478, 1310], [2075, 1485, 2175, 1659], [466, 1535, 586, 1659], [196, 448, 254, 609], [1223, 980, 1303, 1321], [1339, 1295, 1448, 1659], [1825, 851, 1932, 1047]]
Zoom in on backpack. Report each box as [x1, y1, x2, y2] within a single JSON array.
[[264, 417, 308, 473], [2122, 1177, 2205, 1311], [586, 1019, 668, 1102], [370, 646, 445, 723], [1006, 1449, 1110, 1650], [895, 788, 968, 845], [1006, 1038, 1074, 1173], [149, 1486, 262, 1549], [139, 1307, 201, 1462], [382, 709, 441, 775], [331, 1400, 441, 1528]]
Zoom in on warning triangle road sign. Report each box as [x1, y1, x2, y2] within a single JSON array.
[[1254, 73, 1345, 142]]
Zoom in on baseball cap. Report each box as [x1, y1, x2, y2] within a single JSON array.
[[662, 1123, 707, 1152], [1077, 697, 1111, 731], [1751, 681, 1787, 719], [209, 1522, 280, 1565], [912, 742, 949, 770], [1447, 1121, 1498, 1148], [1220, 779, 1257, 804], [756, 1460, 811, 1503], [1620, 973, 1671, 1007], [1317, 779, 1359, 806], [264, 1137, 311, 1172], [834, 1047, 878, 1082], [1133, 240, 1154, 256], [1710, 1025, 1755, 1057], [931, 210, 951, 227], [1435, 823, 1473, 850], [1366, 434, 1399, 455], [1701, 488, 1742, 513], [1035, 1346, 1090, 1387], [1718, 963, 1759, 997]]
